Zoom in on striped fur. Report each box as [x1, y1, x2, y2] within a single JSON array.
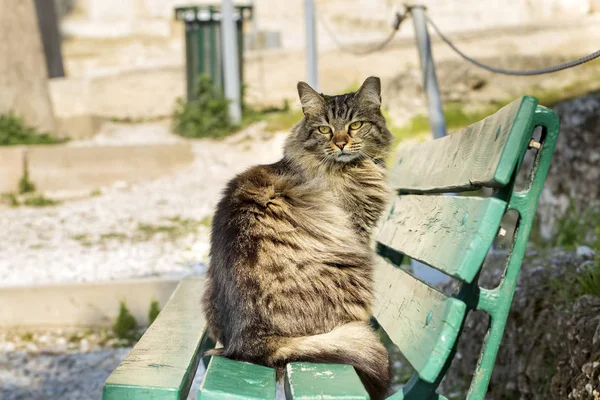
[[202, 77, 393, 399]]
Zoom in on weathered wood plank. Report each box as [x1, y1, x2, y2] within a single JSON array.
[[377, 195, 506, 283], [373, 257, 466, 383], [387, 388, 449, 400], [284, 363, 369, 399], [103, 277, 206, 400], [390, 96, 537, 193], [198, 356, 276, 399]]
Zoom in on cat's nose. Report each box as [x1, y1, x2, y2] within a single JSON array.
[[335, 140, 347, 150]]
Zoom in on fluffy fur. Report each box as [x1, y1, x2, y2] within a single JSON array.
[[202, 77, 393, 399]]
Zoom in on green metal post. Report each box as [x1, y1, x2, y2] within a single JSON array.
[[185, 22, 195, 101], [196, 21, 205, 89], [237, 19, 244, 104]]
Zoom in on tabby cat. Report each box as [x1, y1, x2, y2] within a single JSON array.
[[202, 76, 393, 399]]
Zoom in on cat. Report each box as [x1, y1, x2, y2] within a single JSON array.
[[202, 76, 393, 399]]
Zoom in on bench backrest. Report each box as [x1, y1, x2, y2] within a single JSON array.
[[374, 96, 559, 399], [103, 96, 559, 400]]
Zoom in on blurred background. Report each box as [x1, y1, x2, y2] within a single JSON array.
[[0, 0, 599, 399]]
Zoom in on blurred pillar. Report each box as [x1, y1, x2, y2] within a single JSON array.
[[221, 0, 242, 124], [34, 0, 65, 78], [304, 0, 319, 90], [0, 0, 56, 133], [409, 4, 446, 139]]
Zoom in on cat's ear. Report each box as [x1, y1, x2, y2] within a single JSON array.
[[354, 76, 381, 108], [297, 81, 324, 116]]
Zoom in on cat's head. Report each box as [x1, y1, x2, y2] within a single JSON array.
[[286, 76, 392, 165]]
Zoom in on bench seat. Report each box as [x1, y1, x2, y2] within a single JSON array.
[[103, 95, 559, 399]]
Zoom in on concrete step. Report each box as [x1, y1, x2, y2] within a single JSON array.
[[0, 277, 187, 328], [0, 141, 194, 193]]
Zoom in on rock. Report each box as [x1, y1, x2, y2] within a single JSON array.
[[2, 341, 16, 352], [25, 342, 38, 352], [577, 245, 596, 258], [551, 295, 600, 399], [532, 94, 600, 240], [438, 249, 600, 400], [55, 337, 67, 352]]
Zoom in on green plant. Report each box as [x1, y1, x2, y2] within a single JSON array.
[[22, 194, 58, 207], [263, 108, 304, 133], [19, 170, 35, 194], [71, 233, 92, 247], [552, 201, 600, 250], [342, 81, 361, 93], [0, 112, 67, 146], [148, 299, 161, 324], [113, 301, 138, 342], [200, 215, 213, 227], [576, 263, 600, 297], [100, 232, 128, 242], [172, 75, 233, 139], [550, 223, 600, 304], [1, 193, 20, 207], [134, 217, 202, 242]]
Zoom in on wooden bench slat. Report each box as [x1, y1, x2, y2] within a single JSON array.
[[377, 195, 506, 283], [388, 388, 449, 400], [103, 277, 206, 400], [284, 363, 369, 399], [373, 258, 466, 384], [198, 356, 276, 399], [390, 96, 537, 193]]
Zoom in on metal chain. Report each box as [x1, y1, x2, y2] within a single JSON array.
[[318, 12, 405, 56], [425, 14, 600, 76]]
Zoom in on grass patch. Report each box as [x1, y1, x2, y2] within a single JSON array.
[[22, 194, 59, 207], [342, 81, 362, 93], [112, 301, 138, 344], [109, 115, 164, 124], [148, 299, 161, 325], [135, 216, 202, 241], [262, 108, 304, 133], [0, 112, 67, 146], [172, 75, 302, 139], [543, 202, 600, 302], [546, 202, 600, 251], [72, 233, 93, 247], [19, 170, 35, 194], [100, 232, 128, 242], [242, 98, 304, 134], [199, 215, 213, 227], [71, 216, 205, 247], [20, 332, 34, 342], [1, 193, 20, 207], [576, 257, 600, 298]]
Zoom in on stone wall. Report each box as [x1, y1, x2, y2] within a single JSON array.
[[0, 0, 56, 133]]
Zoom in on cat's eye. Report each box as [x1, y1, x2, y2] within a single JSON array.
[[349, 121, 363, 130], [318, 126, 331, 134]]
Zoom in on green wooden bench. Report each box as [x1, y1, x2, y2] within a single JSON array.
[[103, 95, 559, 399]]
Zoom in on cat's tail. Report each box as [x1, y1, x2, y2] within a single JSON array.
[[268, 321, 390, 400]]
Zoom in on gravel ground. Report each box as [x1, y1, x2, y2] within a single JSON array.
[[0, 327, 285, 399], [0, 122, 287, 287], [0, 349, 130, 400], [0, 121, 287, 398]]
